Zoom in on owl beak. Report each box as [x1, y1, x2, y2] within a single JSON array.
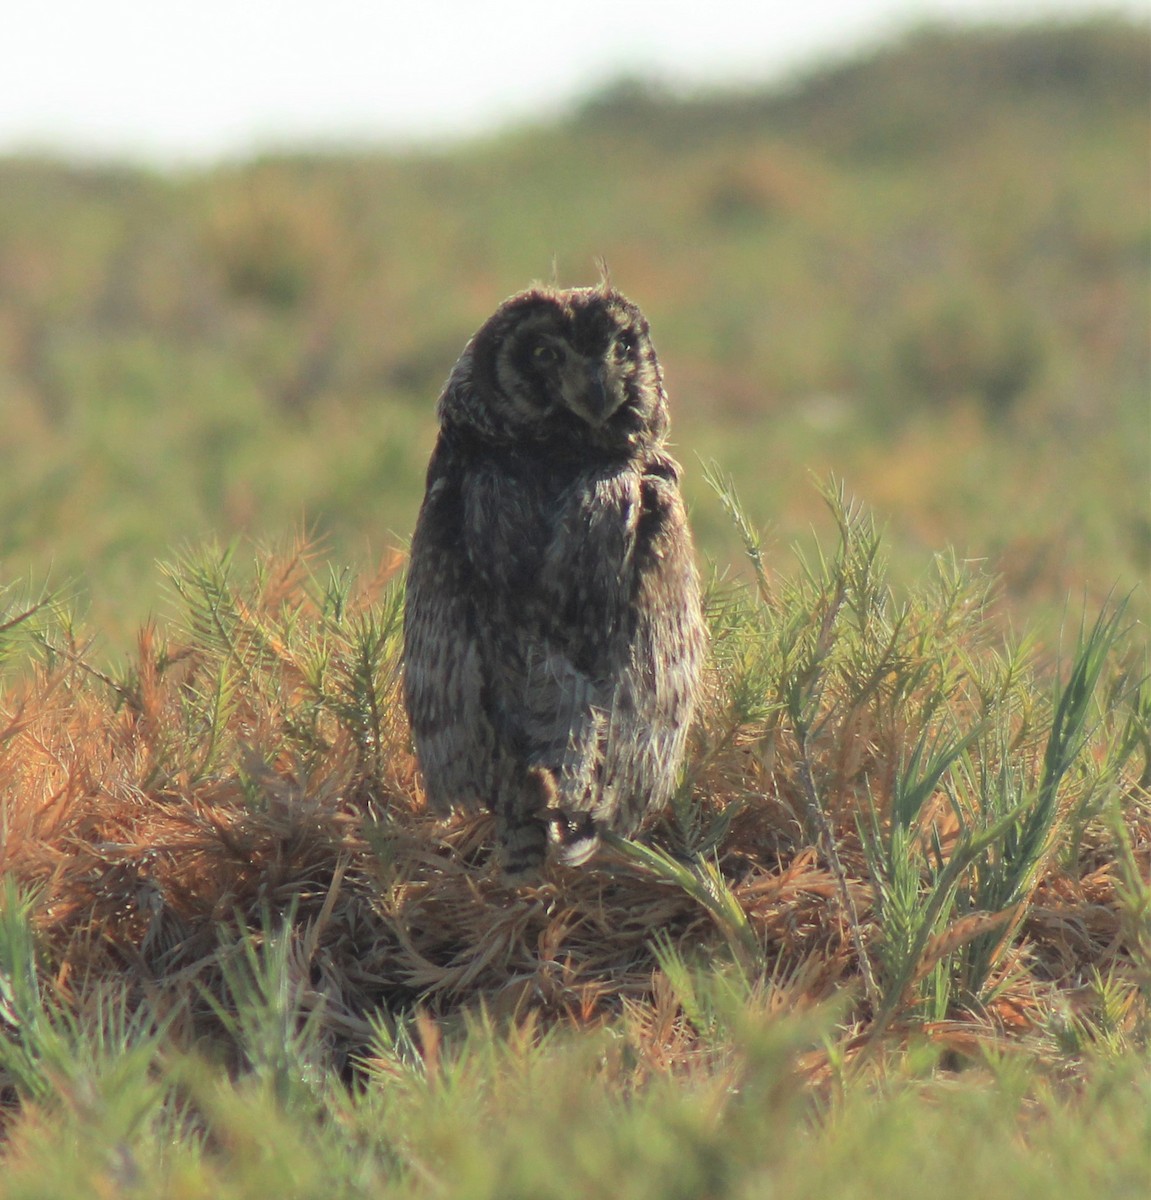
[[567, 362, 620, 427]]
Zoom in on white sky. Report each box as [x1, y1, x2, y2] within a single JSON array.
[[1, 0, 1144, 163]]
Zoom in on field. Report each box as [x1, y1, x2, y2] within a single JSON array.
[[0, 18, 1149, 1198]]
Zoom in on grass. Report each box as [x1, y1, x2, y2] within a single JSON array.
[[0, 480, 1147, 1196]]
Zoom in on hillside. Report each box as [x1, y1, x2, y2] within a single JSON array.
[[0, 17, 1146, 643]]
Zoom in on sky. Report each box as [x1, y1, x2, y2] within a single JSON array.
[[2, 0, 1144, 163]]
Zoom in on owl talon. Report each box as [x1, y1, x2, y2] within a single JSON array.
[[544, 807, 601, 867]]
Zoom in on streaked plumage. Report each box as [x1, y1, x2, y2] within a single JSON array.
[[403, 284, 705, 876]]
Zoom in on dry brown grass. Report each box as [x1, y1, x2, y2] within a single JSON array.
[[0, 536, 1147, 1104]]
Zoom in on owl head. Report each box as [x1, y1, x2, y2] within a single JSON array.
[[439, 285, 670, 453]]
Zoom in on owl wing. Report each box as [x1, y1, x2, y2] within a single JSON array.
[[402, 444, 494, 814], [598, 458, 705, 826]]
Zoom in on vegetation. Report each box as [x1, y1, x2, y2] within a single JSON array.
[[0, 480, 1147, 1196], [0, 17, 1147, 1197]]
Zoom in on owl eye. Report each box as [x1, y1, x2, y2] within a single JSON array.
[[615, 334, 636, 358], [532, 343, 561, 367]]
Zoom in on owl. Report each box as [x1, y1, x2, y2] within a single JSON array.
[[402, 283, 705, 877]]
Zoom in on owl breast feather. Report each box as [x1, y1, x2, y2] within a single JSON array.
[[461, 457, 641, 665]]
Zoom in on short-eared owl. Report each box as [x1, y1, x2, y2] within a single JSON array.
[[403, 284, 705, 876]]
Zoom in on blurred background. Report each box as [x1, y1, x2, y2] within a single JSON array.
[[0, 1, 1147, 645]]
